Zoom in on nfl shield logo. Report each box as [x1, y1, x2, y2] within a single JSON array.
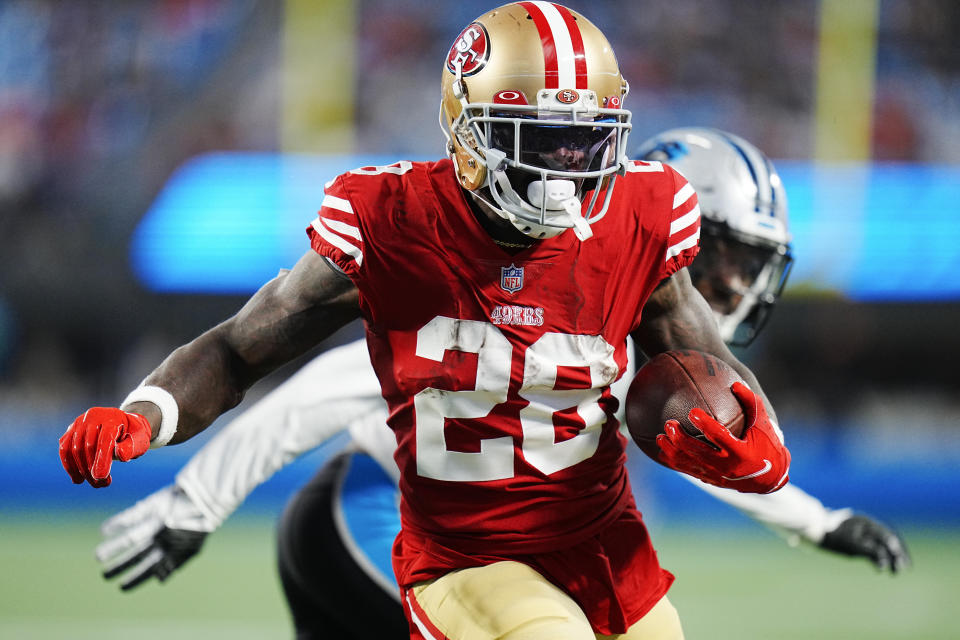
[[500, 264, 524, 293]]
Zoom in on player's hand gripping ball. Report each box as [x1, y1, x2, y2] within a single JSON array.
[[59, 408, 152, 488], [625, 350, 790, 493]]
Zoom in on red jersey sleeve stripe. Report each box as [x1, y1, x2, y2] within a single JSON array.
[[321, 193, 354, 215], [320, 216, 361, 241], [670, 205, 700, 236], [667, 179, 701, 262], [666, 227, 701, 260], [310, 218, 363, 266], [672, 182, 696, 210]]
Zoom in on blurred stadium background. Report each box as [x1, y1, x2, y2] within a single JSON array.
[[1, 0, 958, 637]]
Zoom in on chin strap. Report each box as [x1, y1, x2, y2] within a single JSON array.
[[486, 151, 523, 210], [564, 198, 593, 240]]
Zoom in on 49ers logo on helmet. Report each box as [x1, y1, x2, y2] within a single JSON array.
[[556, 89, 580, 104], [446, 23, 489, 76]]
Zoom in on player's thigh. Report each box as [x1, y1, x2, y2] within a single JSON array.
[[408, 561, 596, 640], [596, 595, 684, 640]]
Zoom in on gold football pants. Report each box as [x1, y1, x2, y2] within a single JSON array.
[[409, 560, 684, 640]]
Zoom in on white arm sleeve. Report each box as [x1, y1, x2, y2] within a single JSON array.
[[682, 475, 851, 545], [175, 339, 388, 526]]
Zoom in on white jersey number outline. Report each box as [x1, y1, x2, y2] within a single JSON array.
[[413, 316, 618, 481], [349, 161, 414, 176]]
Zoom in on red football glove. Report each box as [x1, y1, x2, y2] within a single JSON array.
[[58, 408, 152, 488], [655, 382, 790, 494]]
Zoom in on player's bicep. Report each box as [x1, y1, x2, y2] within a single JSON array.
[[632, 268, 727, 359], [225, 250, 361, 377], [139, 251, 361, 441]]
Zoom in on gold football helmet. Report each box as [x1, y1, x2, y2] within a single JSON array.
[[440, 2, 631, 240]]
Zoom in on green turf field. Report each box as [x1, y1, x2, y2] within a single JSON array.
[[1, 513, 956, 639]]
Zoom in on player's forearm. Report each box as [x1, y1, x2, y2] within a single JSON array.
[[721, 357, 777, 425], [682, 475, 844, 544], [634, 270, 777, 422], [129, 330, 251, 444], [175, 345, 385, 524], [125, 260, 361, 445]]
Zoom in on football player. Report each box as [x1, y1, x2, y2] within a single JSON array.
[[62, 4, 793, 638], [92, 128, 910, 639], [635, 127, 910, 567]]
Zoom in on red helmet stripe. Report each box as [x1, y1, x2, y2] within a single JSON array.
[[518, 2, 587, 90], [554, 4, 588, 89], [518, 1, 560, 89]]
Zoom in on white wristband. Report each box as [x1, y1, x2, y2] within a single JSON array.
[[121, 385, 179, 448]]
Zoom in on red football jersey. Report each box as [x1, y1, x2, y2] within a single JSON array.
[[308, 158, 699, 556]]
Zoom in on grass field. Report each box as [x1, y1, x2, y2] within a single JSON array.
[[1, 512, 956, 639]]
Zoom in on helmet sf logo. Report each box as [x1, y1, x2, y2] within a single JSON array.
[[556, 89, 580, 104], [446, 23, 490, 76]]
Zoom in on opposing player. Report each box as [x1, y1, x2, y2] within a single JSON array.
[[635, 127, 910, 567], [62, 4, 792, 638]]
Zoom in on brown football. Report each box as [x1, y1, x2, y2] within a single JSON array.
[[625, 350, 746, 462]]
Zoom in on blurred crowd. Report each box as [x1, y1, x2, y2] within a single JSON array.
[[0, 0, 958, 432]]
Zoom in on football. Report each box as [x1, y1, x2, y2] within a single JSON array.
[[625, 350, 746, 461]]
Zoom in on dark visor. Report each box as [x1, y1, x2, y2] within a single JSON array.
[[489, 118, 617, 172]]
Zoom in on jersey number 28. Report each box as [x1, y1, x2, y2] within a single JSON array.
[[413, 316, 618, 482]]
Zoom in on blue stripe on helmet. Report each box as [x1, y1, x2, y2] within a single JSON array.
[[715, 130, 770, 215]]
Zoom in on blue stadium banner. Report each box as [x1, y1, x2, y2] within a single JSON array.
[[132, 153, 960, 300]]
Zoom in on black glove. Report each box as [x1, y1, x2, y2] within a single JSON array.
[[96, 485, 217, 590], [820, 514, 911, 573], [103, 527, 209, 590]]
